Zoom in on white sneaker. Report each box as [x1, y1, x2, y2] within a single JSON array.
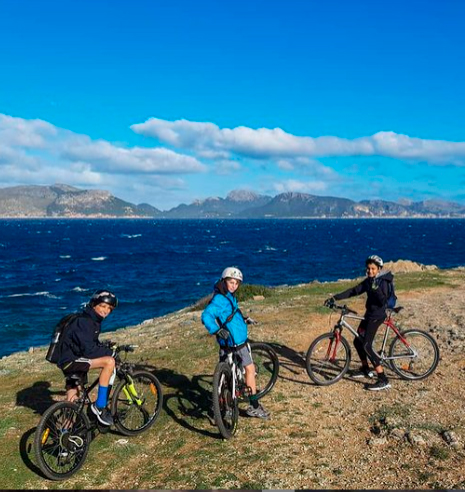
[[246, 403, 270, 420]]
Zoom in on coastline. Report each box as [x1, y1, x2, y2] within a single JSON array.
[[1, 215, 465, 219], [1, 260, 455, 362], [2, 265, 465, 488]]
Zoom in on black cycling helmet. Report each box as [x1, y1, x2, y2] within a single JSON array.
[[365, 255, 383, 268], [89, 289, 118, 308]]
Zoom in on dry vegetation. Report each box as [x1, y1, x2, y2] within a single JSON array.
[[1, 263, 465, 489]]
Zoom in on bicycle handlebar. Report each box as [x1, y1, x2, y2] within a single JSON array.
[[104, 341, 138, 353], [117, 344, 137, 353], [324, 302, 358, 315]]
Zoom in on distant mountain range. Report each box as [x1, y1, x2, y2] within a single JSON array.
[[1, 184, 464, 218]]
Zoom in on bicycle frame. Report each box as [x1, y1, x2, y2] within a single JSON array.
[[71, 359, 136, 419], [221, 350, 246, 402], [334, 309, 417, 364]]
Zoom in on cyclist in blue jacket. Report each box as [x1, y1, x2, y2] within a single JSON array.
[[202, 267, 269, 419], [325, 255, 393, 391], [58, 290, 118, 425]]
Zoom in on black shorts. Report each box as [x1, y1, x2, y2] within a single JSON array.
[[61, 358, 91, 390]]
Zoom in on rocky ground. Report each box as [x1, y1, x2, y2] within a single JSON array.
[[1, 262, 465, 489]]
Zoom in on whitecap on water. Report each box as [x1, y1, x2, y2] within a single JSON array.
[[8, 291, 59, 299], [60, 255, 71, 259], [91, 257, 107, 261]]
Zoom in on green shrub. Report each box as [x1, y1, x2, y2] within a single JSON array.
[[189, 283, 274, 311]]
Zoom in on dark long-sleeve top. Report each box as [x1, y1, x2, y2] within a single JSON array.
[[333, 270, 394, 320], [58, 305, 113, 367]]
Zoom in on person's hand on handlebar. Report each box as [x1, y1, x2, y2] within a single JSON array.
[[216, 328, 230, 340], [324, 297, 336, 308]]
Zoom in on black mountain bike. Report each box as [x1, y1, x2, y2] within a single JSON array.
[[212, 340, 279, 439], [34, 344, 163, 480]]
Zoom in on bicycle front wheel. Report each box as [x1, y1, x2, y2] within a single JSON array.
[[34, 401, 91, 481], [388, 329, 439, 380], [212, 362, 238, 439], [111, 370, 163, 436], [305, 332, 351, 385], [249, 342, 280, 400]]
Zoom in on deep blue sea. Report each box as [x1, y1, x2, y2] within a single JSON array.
[[1, 218, 463, 357]]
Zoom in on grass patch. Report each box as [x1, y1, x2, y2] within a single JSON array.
[[430, 445, 450, 460], [0, 417, 16, 438], [369, 403, 411, 426]]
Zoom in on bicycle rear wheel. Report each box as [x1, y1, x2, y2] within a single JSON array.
[[34, 401, 91, 481], [249, 342, 279, 400], [388, 329, 439, 380], [305, 332, 351, 385], [111, 370, 163, 436], [212, 362, 238, 439]]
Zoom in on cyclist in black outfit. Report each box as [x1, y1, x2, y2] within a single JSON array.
[[58, 290, 118, 425], [325, 255, 394, 391]]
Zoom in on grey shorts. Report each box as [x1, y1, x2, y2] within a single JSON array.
[[220, 343, 253, 367]]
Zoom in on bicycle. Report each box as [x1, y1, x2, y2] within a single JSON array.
[[305, 302, 440, 386], [34, 344, 163, 480], [212, 338, 279, 439]]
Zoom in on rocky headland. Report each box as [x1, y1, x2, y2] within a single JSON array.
[[1, 260, 465, 489]]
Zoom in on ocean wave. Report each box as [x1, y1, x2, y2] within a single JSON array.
[[60, 255, 71, 259], [72, 286, 88, 292], [91, 256, 107, 261], [121, 234, 142, 238], [7, 291, 59, 299]]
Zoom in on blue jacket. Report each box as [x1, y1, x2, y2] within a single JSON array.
[[201, 287, 248, 347], [58, 305, 113, 368]]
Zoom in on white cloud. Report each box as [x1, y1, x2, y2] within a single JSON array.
[[60, 138, 206, 174], [0, 113, 210, 208], [0, 114, 207, 176], [0, 114, 57, 148], [132, 117, 465, 165], [214, 160, 242, 175], [272, 179, 328, 194]]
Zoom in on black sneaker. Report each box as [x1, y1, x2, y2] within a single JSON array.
[[350, 367, 375, 379], [365, 379, 391, 391], [91, 403, 114, 426]]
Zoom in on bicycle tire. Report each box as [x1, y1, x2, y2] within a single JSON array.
[[34, 401, 91, 481], [305, 332, 351, 385], [111, 370, 163, 436], [212, 362, 238, 439], [249, 342, 279, 400], [388, 329, 439, 380]]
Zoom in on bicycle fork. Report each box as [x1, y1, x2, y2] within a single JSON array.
[[327, 328, 342, 361], [122, 376, 144, 406]]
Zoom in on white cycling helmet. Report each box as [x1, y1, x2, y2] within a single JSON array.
[[221, 266, 243, 282], [366, 255, 383, 268]]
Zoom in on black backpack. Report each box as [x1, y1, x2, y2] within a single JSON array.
[[45, 312, 83, 364], [386, 280, 397, 309]]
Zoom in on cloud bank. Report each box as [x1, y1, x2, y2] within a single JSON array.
[[131, 117, 465, 165]]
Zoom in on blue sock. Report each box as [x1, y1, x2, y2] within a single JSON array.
[[96, 385, 109, 408]]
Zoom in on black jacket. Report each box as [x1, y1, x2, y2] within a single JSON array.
[[58, 305, 113, 368], [333, 270, 394, 320]]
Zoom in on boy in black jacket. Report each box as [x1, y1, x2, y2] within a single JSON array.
[[58, 290, 118, 425], [325, 255, 394, 391]]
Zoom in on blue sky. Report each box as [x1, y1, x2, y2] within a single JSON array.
[[1, 0, 464, 210]]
